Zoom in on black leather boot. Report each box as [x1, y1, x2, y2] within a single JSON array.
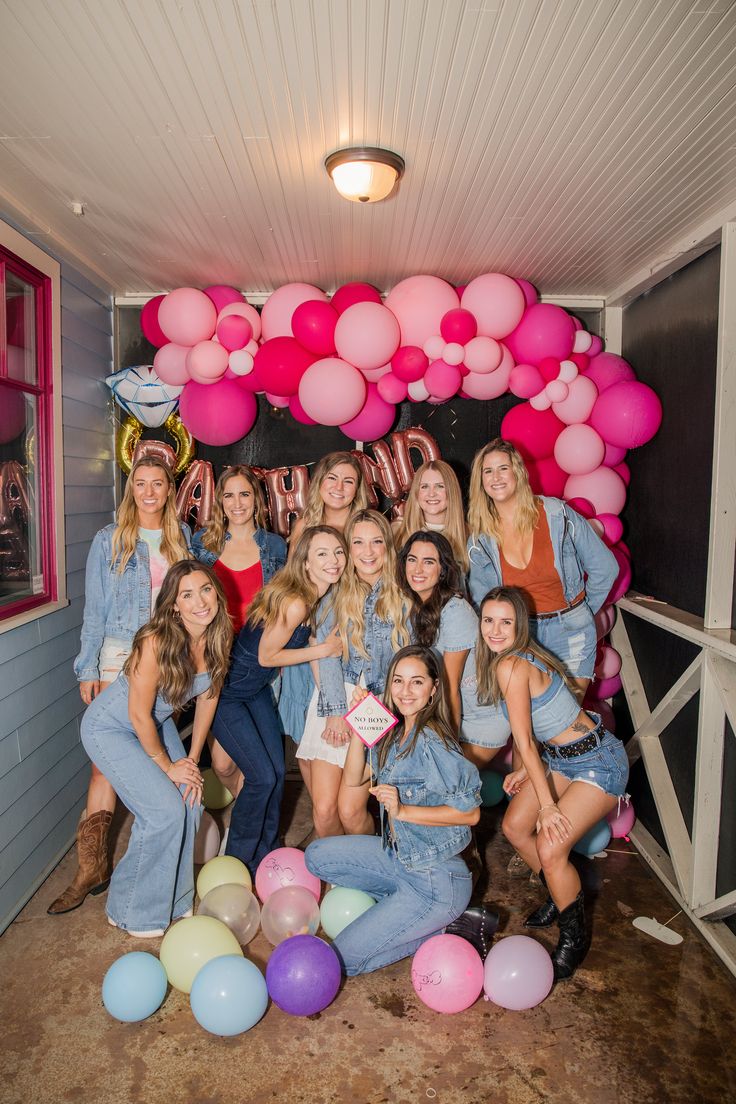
[[524, 871, 559, 928], [552, 891, 588, 981], [446, 905, 499, 960]]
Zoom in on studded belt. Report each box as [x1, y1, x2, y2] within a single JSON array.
[[542, 723, 602, 759]]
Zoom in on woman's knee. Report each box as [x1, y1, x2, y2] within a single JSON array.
[[502, 807, 531, 847], [337, 792, 368, 830], [210, 739, 236, 775], [535, 834, 570, 871]]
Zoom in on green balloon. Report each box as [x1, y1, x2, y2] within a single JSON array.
[[480, 770, 505, 807], [202, 768, 233, 810], [319, 887, 376, 939]]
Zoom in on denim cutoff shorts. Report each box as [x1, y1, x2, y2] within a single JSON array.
[[541, 721, 629, 797], [531, 600, 597, 680]]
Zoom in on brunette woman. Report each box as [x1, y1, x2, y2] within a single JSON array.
[[393, 459, 469, 575]]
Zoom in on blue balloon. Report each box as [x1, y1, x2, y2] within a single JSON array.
[[190, 954, 268, 1036], [102, 952, 168, 1022], [572, 818, 612, 857]]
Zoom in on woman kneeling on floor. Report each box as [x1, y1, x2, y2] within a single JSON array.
[[476, 586, 630, 980], [305, 646, 492, 976]]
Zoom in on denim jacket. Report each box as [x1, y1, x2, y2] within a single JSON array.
[[316, 581, 404, 718], [376, 727, 481, 871], [467, 497, 617, 615], [191, 527, 286, 583], [74, 521, 192, 683]]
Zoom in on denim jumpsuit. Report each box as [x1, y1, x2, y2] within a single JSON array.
[[305, 727, 481, 975]]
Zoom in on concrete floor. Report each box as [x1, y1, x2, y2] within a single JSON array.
[[2, 782, 736, 1104]]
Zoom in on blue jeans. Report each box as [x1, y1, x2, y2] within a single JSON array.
[[211, 689, 285, 876], [305, 836, 472, 975], [81, 713, 199, 933], [532, 601, 597, 679]]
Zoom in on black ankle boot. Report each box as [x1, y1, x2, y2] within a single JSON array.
[[446, 905, 499, 960], [552, 891, 588, 981], [524, 871, 559, 929]]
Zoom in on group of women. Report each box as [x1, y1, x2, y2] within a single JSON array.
[[50, 435, 628, 982]]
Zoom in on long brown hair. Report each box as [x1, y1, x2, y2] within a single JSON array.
[[299, 452, 368, 530], [111, 458, 189, 573], [378, 645, 459, 771], [124, 560, 233, 710], [398, 531, 463, 648], [467, 438, 538, 542], [248, 525, 347, 630], [199, 465, 268, 553], [393, 461, 468, 572]]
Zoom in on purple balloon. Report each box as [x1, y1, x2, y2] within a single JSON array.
[[266, 935, 341, 1016]]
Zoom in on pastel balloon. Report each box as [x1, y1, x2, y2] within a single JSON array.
[[140, 295, 169, 348], [159, 915, 243, 993], [554, 424, 606, 475], [529, 390, 552, 411], [204, 285, 245, 313], [424, 359, 462, 400], [546, 379, 569, 404], [330, 282, 382, 314], [217, 301, 262, 342], [411, 934, 484, 1014], [585, 352, 636, 394], [607, 798, 636, 838], [514, 278, 538, 306], [197, 855, 252, 901], [442, 342, 465, 366], [288, 392, 318, 425], [255, 847, 321, 903], [216, 314, 252, 352], [505, 303, 576, 366], [527, 456, 568, 497], [261, 282, 328, 341], [266, 935, 341, 1016], [260, 885, 321, 945], [334, 302, 401, 372], [153, 342, 192, 386], [102, 952, 168, 1023], [483, 935, 553, 1010], [197, 883, 261, 946], [190, 955, 268, 1036], [564, 466, 627, 516], [461, 359, 512, 400], [158, 288, 217, 346], [598, 513, 624, 544], [186, 340, 229, 384], [558, 359, 579, 384], [573, 329, 593, 354], [268, 393, 294, 410], [460, 273, 526, 339], [377, 372, 409, 404], [440, 308, 477, 345], [408, 379, 430, 402], [180, 379, 258, 446], [423, 335, 445, 361], [391, 345, 428, 382], [298, 358, 367, 425], [254, 337, 315, 397], [509, 363, 544, 398], [292, 299, 338, 356], [589, 381, 663, 449], [202, 767, 233, 809], [552, 375, 598, 425], [501, 403, 565, 460], [193, 810, 220, 865], [319, 887, 376, 939], [226, 349, 254, 378], [339, 382, 396, 442], [384, 275, 459, 349], [463, 335, 503, 374], [572, 818, 612, 856]]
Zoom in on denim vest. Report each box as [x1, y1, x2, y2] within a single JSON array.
[[74, 522, 192, 683], [191, 527, 287, 583], [500, 651, 580, 743], [467, 497, 617, 615], [376, 727, 481, 871]]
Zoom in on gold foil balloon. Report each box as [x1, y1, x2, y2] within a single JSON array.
[[115, 414, 143, 474], [117, 412, 195, 476], [165, 412, 195, 475], [175, 460, 215, 529]]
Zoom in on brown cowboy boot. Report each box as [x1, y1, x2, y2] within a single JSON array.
[[47, 810, 113, 915]]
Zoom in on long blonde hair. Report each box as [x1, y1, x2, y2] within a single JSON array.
[[299, 452, 368, 530], [394, 461, 468, 572], [248, 525, 347, 631], [199, 465, 267, 553], [475, 586, 574, 706], [124, 561, 233, 710], [378, 646, 458, 771], [331, 510, 410, 659], [111, 458, 189, 573], [467, 438, 538, 542]]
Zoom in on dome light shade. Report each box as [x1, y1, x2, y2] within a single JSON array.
[[325, 147, 405, 203]]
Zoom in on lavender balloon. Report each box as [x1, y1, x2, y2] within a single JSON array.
[[484, 935, 554, 1010], [266, 935, 341, 1016]]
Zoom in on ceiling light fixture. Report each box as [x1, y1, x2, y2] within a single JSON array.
[[324, 147, 405, 203]]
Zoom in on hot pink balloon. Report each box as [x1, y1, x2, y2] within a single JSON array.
[[589, 673, 623, 699], [528, 456, 567, 497], [598, 513, 624, 544], [261, 283, 328, 341], [384, 275, 459, 349], [254, 337, 315, 397], [440, 308, 477, 345], [339, 383, 396, 442], [614, 461, 631, 485], [186, 340, 229, 384], [158, 287, 217, 346], [462, 360, 512, 400], [505, 303, 576, 366], [330, 282, 382, 315], [216, 314, 253, 352], [298, 358, 367, 425], [425, 359, 462, 400], [484, 935, 554, 1011], [461, 273, 526, 339], [140, 294, 169, 348], [153, 342, 191, 386], [554, 424, 606, 475], [377, 372, 408, 403], [584, 352, 636, 394], [179, 379, 257, 446], [595, 604, 616, 640], [334, 302, 401, 372], [607, 545, 632, 604], [603, 441, 627, 466], [588, 335, 603, 357], [564, 467, 627, 516], [589, 381, 662, 449], [292, 300, 338, 356], [463, 336, 503, 375], [288, 393, 318, 425], [552, 375, 598, 425], [501, 403, 565, 460], [514, 278, 538, 306], [391, 345, 429, 383], [595, 644, 622, 681], [204, 285, 245, 313], [411, 935, 484, 1014], [218, 301, 262, 342], [607, 798, 636, 838], [255, 847, 321, 904], [509, 363, 544, 398], [566, 496, 595, 518]]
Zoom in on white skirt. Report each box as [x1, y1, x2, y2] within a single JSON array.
[[296, 682, 358, 768]]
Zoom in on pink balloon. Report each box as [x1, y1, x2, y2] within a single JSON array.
[[330, 282, 382, 315], [218, 301, 262, 342], [216, 314, 253, 352], [501, 403, 565, 460], [292, 300, 338, 356], [594, 604, 616, 640], [377, 372, 409, 403], [179, 379, 257, 446], [361, 363, 392, 382], [509, 363, 544, 398], [384, 275, 459, 349], [552, 375, 598, 425], [554, 424, 605, 475], [193, 810, 221, 864], [528, 456, 567, 497], [505, 303, 576, 366], [334, 302, 401, 372], [288, 393, 318, 425], [463, 335, 503, 374], [461, 359, 512, 400], [461, 273, 526, 339], [255, 847, 321, 903], [391, 345, 429, 382], [442, 342, 465, 366], [484, 935, 554, 1010], [566, 496, 595, 518], [607, 545, 632, 604], [595, 643, 622, 681], [225, 349, 255, 380], [593, 699, 616, 732], [140, 294, 169, 348], [607, 798, 636, 838], [440, 308, 477, 345], [261, 283, 328, 341], [589, 673, 623, 699], [546, 379, 569, 404], [514, 278, 538, 306], [339, 382, 396, 442], [589, 381, 663, 449], [158, 287, 217, 346], [407, 379, 430, 402], [153, 342, 191, 386], [570, 353, 590, 374], [603, 441, 628, 466], [539, 357, 561, 383], [564, 467, 627, 516], [424, 359, 462, 400], [588, 335, 604, 357], [266, 392, 289, 408], [298, 358, 367, 425], [0, 386, 26, 444], [254, 337, 315, 397], [186, 340, 229, 384], [598, 513, 624, 544], [204, 285, 245, 313], [584, 352, 636, 394], [614, 461, 631, 485], [411, 935, 484, 1014]]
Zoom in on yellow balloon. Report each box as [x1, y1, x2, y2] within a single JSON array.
[[159, 915, 243, 993], [197, 856, 252, 902], [201, 768, 233, 810]]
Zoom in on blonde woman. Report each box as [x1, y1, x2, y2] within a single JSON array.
[[49, 457, 190, 916], [393, 460, 468, 575], [297, 510, 410, 838], [80, 561, 232, 936]]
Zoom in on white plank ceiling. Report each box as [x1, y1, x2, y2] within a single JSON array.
[[1, 0, 735, 299]]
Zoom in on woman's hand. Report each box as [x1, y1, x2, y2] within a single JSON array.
[[80, 680, 100, 705], [166, 757, 203, 806], [349, 686, 369, 709], [321, 716, 351, 747], [316, 627, 342, 659], [370, 783, 402, 819], [536, 803, 573, 844], [503, 768, 528, 796]]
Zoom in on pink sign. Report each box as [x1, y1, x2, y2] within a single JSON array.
[[344, 693, 398, 748]]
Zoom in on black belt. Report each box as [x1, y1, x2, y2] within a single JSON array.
[[531, 595, 586, 621], [543, 722, 603, 759]]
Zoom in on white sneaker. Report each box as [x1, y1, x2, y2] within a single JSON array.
[[108, 915, 166, 938]]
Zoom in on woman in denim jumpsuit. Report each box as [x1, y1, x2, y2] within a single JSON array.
[[305, 647, 481, 976]]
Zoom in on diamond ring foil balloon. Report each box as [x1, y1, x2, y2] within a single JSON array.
[[106, 365, 183, 428]]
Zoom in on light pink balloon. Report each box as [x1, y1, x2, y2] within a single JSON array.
[[564, 466, 627, 516], [226, 349, 254, 378], [546, 379, 569, 404], [179, 379, 257, 446], [407, 379, 430, 402], [573, 329, 593, 354], [425, 359, 462, 400], [204, 285, 245, 313], [334, 301, 401, 372], [153, 342, 192, 385], [384, 275, 459, 349], [158, 287, 217, 346], [254, 847, 321, 904], [411, 935, 484, 1014], [509, 363, 544, 398], [589, 381, 662, 449], [423, 335, 446, 361], [218, 301, 262, 342], [442, 342, 465, 366], [361, 363, 392, 382], [484, 935, 554, 1011], [261, 283, 328, 341], [377, 372, 408, 403], [193, 810, 221, 864], [339, 382, 396, 442], [463, 335, 503, 374], [266, 392, 290, 408], [462, 359, 512, 400], [554, 424, 605, 475], [461, 273, 526, 340], [298, 358, 367, 425], [552, 374, 598, 425], [584, 352, 636, 393], [186, 340, 230, 384]]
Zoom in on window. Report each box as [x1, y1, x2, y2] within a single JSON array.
[[0, 222, 64, 627]]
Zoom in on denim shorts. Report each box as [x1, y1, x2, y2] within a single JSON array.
[[541, 723, 629, 797], [531, 601, 597, 679]]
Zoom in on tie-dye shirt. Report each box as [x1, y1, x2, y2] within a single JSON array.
[[138, 528, 169, 613]]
